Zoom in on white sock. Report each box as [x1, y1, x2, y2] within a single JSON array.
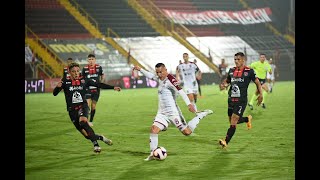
[[192, 101, 198, 111], [149, 133, 158, 154], [188, 112, 207, 132]]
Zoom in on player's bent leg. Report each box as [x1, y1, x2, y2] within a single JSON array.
[[187, 109, 213, 133]]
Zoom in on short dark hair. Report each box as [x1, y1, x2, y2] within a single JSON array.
[[88, 54, 95, 58], [155, 63, 165, 68], [67, 57, 73, 61], [234, 52, 245, 57], [68, 62, 80, 70]]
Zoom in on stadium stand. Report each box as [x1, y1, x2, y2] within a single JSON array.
[[153, 0, 198, 12], [25, 0, 93, 39], [75, 0, 160, 37], [114, 36, 212, 74]]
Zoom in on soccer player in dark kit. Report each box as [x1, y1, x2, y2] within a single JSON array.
[[82, 54, 105, 126], [53, 62, 121, 153], [218, 52, 263, 149]]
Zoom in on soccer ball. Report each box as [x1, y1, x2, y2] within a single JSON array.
[[153, 146, 167, 160]]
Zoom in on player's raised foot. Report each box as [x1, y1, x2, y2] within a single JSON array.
[[197, 109, 213, 116], [88, 122, 93, 127], [93, 146, 101, 153], [246, 115, 252, 130], [144, 154, 155, 161], [101, 135, 113, 146], [218, 139, 227, 149], [248, 103, 253, 110], [262, 103, 266, 109]]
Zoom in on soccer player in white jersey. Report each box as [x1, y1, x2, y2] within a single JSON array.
[[266, 58, 279, 93], [133, 63, 213, 161], [176, 53, 202, 111]]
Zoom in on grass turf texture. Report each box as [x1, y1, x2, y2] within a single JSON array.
[[26, 81, 295, 180]]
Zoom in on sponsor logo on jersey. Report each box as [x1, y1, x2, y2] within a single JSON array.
[[231, 77, 244, 82], [69, 86, 84, 91], [87, 74, 98, 78]]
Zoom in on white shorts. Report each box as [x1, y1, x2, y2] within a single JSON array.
[[153, 113, 188, 132], [183, 82, 198, 95], [267, 73, 275, 81]]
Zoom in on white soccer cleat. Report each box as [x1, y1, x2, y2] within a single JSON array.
[[93, 146, 101, 153], [101, 135, 113, 146], [196, 109, 213, 116], [144, 154, 155, 161]]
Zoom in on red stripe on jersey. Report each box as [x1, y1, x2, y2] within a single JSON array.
[[89, 66, 96, 74], [72, 80, 80, 85], [233, 67, 244, 77], [167, 74, 181, 90]]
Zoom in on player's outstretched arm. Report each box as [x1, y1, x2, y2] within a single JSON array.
[[53, 80, 63, 96], [133, 65, 157, 80]]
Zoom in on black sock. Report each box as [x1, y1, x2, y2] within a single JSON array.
[[90, 109, 96, 122], [237, 117, 248, 124], [96, 134, 103, 141], [93, 140, 99, 147], [79, 121, 98, 141], [225, 125, 236, 144]]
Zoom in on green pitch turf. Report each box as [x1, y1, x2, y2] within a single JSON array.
[[25, 81, 295, 180]]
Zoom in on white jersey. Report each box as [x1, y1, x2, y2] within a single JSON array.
[[176, 62, 200, 94], [140, 68, 193, 131], [267, 64, 276, 80], [140, 69, 191, 116]]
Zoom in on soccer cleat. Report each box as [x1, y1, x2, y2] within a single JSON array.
[[93, 146, 101, 153], [88, 122, 93, 127], [218, 139, 227, 149], [197, 109, 213, 116], [144, 154, 155, 161], [247, 115, 252, 130], [101, 135, 113, 146], [248, 103, 253, 110], [262, 103, 266, 109]]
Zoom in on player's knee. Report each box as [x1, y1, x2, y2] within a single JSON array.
[[150, 125, 161, 134], [182, 128, 192, 136]]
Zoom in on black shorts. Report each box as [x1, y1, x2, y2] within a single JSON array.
[[68, 105, 89, 131], [258, 78, 266, 85], [228, 98, 247, 117], [86, 89, 100, 102]]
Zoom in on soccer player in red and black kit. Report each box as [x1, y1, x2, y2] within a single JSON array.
[[82, 54, 104, 126], [218, 52, 263, 149], [53, 62, 121, 153]]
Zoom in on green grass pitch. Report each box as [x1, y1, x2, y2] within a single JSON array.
[[25, 81, 295, 180]]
